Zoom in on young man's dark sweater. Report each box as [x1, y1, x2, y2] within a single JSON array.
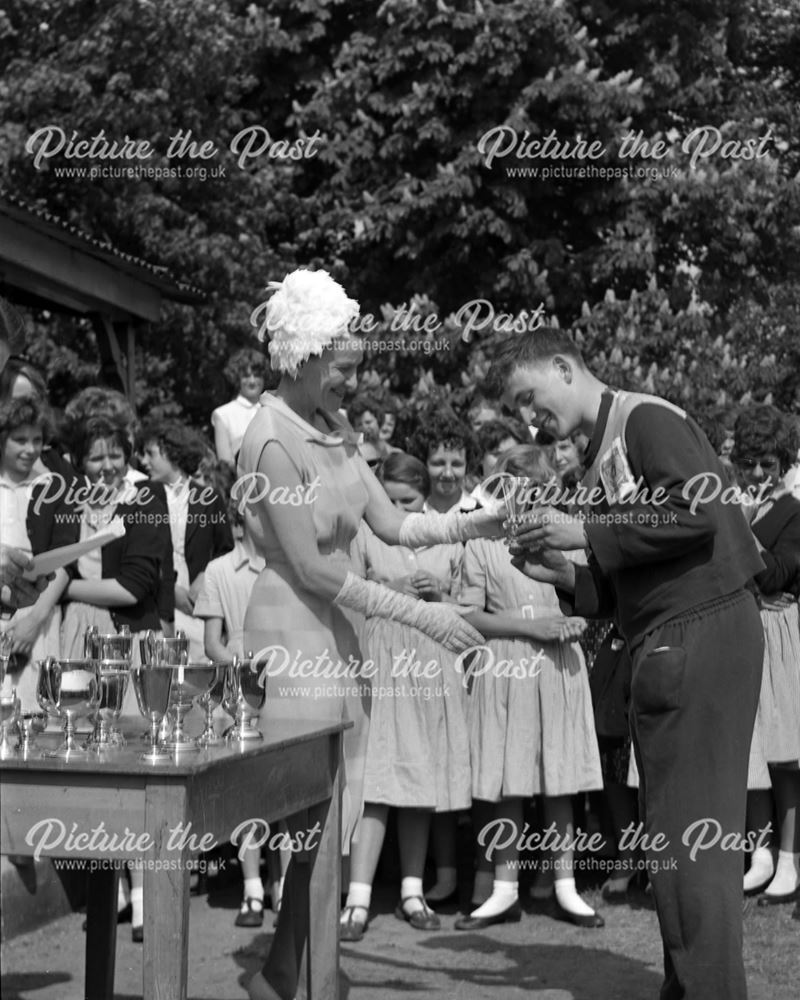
[[564, 389, 764, 646]]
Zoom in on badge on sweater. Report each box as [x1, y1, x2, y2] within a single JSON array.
[[598, 437, 637, 505]]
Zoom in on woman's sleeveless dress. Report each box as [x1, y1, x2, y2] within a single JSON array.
[[238, 393, 371, 848]]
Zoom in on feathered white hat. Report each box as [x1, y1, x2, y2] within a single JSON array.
[[254, 268, 360, 377]]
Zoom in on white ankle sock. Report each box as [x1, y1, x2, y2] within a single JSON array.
[[470, 879, 518, 918], [401, 876, 426, 914], [117, 880, 130, 911], [426, 866, 457, 901], [344, 881, 372, 912], [243, 877, 264, 905], [472, 869, 493, 905], [555, 877, 595, 917], [764, 850, 800, 897], [130, 887, 144, 927], [743, 846, 774, 892]]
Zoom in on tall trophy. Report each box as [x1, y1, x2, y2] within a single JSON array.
[[138, 630, 189, 741], [84, 625, 133, 748], [131, 662, 173, 763], [223, 653, 266, 742], [87, 660, 130, 751], [196, 665, 227, 748]]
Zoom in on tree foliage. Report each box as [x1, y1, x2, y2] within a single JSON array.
[[1, 0, 798, 431]]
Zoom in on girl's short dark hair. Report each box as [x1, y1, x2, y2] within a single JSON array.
[[378, 450, 430, 496], [405, 404, 479, 471], [64, 386, 136, 430], [224, 348, 267, 387], [0, 396, 49, 443], [0, 356, 48, 403], [70, 414, 133, 467], [140, 420, 208, 477], [733, 405, 797, 474], [348, 394, 385, 426]]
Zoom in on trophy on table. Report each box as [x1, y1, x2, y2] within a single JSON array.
[[16, 711, 46, 757], [223, 653, 266, 743], [161, 660, 218, 753], [131, 659, 173, 764], [137, 630, 189, 742], [40, 658, 101, 760], [86, 660, 131, 752], [196, 665, 227, 748], [84, 625, 133, 749]]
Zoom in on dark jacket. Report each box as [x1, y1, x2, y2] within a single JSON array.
[[67, 481, 174, 633], [25, 470, 81, 556], [184, 479, 233, 583]]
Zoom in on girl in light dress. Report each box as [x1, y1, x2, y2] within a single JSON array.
[[736, 406, 800, 903], [456, 444, 605, 929], [340, 452, 470, 939]]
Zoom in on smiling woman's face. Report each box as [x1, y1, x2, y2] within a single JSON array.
[[83, 435, 127, 491], [306, 341, 363, 411], [426, 444, 466, 503]]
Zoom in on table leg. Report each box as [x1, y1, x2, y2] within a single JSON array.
[[85, 865, 119, 1000], [143, 783, 191, 1000], [302, 733, 342, 1000]]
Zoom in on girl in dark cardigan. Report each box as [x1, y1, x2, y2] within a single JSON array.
[[59, 412, 174, 942], [60, 414, 174, 653]]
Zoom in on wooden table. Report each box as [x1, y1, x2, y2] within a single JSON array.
[[0, 716, 348, 1000]]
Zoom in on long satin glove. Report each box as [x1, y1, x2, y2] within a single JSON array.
[[398, 506, 502, 548], [334, 572, 483, 653]]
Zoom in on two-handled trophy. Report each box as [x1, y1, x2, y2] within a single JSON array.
[[84, 624, 133, 750], [39, 658, 101, 760]]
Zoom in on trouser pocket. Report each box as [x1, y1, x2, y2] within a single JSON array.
[[632, 645, 686, 714]]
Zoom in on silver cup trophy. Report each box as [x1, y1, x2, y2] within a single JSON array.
[[131, 661, 173, 763], [196, 665, 227, 748], [137, 630, 189, 742], [162, 661, 218, 753], [223, 653, 266, 742], [87, 660, 131, 751], [41, 658, 101, 759]]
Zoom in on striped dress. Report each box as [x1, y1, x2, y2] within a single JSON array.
[[746, 493, 800, 786], [350, 523, 470, 811], [239, 392, 372, 849], [459, 537, 602, 801]]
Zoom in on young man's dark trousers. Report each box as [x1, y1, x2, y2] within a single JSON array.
[[630, 589, 764, 1000]]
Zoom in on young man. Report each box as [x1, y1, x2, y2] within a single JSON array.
[[487, 329, 765, 1000]]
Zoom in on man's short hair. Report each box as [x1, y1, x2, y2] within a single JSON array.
[[485, 328, 585, 398]]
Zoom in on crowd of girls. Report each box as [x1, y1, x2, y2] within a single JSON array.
[[1, 332, 798, 959]]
